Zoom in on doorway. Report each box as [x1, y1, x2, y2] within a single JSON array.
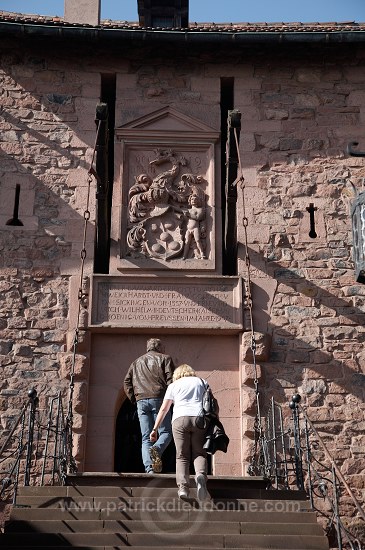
[[114, 398, 176, 473], [85, 333, 240, 474], [113, 398, 212, 474]]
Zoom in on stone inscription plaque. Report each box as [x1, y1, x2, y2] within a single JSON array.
[[91, 276, 242, 330]]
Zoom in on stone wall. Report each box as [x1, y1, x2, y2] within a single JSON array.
[[0, 38, 98, 468], [235, 49, 365, 517], [0, 35, 364, 522]]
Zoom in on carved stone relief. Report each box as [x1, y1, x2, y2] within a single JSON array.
[[90, 275, 243, 331], [127, 148, 208, 261], [111, 107, 219, 272]]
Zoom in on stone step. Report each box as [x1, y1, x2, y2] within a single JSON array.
[[66, 473, 269, 490], [5, 518, 324, 536], [0, 532, 330, 548], [17, 484, 305, 500], [2, 478, 328, 550], [0, 547, 327, 550], [14, 495, 311, 511], [10, 507, 319, 523]]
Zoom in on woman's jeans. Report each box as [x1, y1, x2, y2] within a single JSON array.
[[137, 398, 172, 472], [172, 415, 207, 489]]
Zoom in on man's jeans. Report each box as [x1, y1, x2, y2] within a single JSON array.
[[136, 398, 172, 473]]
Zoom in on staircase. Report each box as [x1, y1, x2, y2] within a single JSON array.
[[1, 473, 329, 549]]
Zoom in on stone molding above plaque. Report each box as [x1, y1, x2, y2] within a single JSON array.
[[110, 107, 220, 273], [90, 275, 243, 333]]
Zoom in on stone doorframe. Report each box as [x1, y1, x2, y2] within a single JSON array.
[[64, 273, 267, 475]]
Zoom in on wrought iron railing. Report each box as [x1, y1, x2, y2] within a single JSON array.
[[0, 388, 76, 506], [2, 386, 364, 550], [249, 394, 364, 550], [0, 109, 97, 509]]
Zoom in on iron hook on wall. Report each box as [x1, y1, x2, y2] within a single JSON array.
[[306, 203, 317, 239], [6, 184, 23, 226]]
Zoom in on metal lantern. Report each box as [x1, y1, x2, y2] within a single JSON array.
[[351, 191, 365, 284], [348, 141, 365, 284]]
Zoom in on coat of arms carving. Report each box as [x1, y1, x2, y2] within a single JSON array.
[[127, 149, 207, 261], [112, 107, 219, 272]]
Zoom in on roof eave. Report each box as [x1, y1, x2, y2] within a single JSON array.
[[0, 21, 365, 43]]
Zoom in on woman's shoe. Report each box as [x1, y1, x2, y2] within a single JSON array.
[[178, 486, 189, 499]]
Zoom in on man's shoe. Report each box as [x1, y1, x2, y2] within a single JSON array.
[[178, 486, 189, 499], [149, 446, 162, 473], [196, 474, 208, 501]]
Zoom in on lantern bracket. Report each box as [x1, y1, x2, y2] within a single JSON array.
[[347, 141, 365, 158]]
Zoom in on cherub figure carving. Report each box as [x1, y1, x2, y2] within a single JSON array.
[[182, 189, 206, 260]]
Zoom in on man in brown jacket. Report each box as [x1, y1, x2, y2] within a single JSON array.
[[124, 338, 175, 473]]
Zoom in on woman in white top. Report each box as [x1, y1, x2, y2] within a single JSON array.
[[150, 363, 209, 500]]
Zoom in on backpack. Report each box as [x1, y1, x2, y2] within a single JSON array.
[[195, 379, 219, 429], [202, 381, 219, 417]]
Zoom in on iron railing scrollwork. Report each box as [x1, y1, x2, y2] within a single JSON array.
[[0, 106, 104, 505], [0, 389, 75, 505], [249, 393, 364, 550]]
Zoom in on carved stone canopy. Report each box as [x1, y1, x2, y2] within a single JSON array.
[[111, 107, 220, 273], [115, 106, 219, 142]]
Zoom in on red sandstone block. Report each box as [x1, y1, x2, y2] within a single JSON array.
[[241, 363, 262, 384], [59, 353, 89, 381], [235, 90, 253, 106], [0, 142, 23, 156], [73, 382, 88, 413], [322, 69, 343, 82], [241, 389, 257, 414], [70, 130, 95, 148], [86, 416, 114, 438], [328, 382, 348, 394], [240, 133, 256, 152], [235, 76, 262, 90], [30, 267, 54, 278], [344, 67, 365, 82], [72, 413, 87, 431], [265, 108, 289, 120], [87, 385, 119, 417], [241, 415, 256, 436], [243, 120, 282, 132], [190, 76, 220, 95], [82, 82, 101, 98], [61, 257, 94, 276], [116, 72, 138, 91], [6, 315, 25, 331], [217, 417, 240, 438], [72, 433, 85, 461], [213, 438, 240, 464], [324, 394, 345, 407], [84, 435, 112, 465], [213, 463, 243, 476]]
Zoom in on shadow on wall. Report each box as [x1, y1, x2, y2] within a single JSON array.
[[240, 244, 365, 409], [0, 45, 99, 272]]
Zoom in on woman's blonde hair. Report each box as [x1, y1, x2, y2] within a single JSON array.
[[173, 363, 196, 382]]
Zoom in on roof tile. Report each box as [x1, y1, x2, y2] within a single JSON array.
[[0, 10, 364, 32]]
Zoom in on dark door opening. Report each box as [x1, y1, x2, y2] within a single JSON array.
[[114, 399, 176, 473]]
